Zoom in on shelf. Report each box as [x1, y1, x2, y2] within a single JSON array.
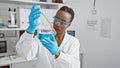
[[0, 28, 25, 31], [0, 0, 64, 6]]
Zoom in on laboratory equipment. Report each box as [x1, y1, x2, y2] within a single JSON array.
[[0, 30, 19, 57], [8, 8, 18, 28], [37, 5, 56, 35], [38, 33, 59, 55]]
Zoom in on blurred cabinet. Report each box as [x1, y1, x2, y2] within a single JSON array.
[[0, 60, 37, 68], [0, 57, 37, 68], [11, 60, 37, 68]]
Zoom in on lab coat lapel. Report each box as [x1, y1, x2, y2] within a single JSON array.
[[59, 32, 69, 52]]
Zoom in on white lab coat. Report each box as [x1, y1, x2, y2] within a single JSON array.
[[16, 31, 80, 68]]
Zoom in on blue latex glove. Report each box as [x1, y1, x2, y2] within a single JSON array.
[[27, 3, 41, 34], [38, 33, 60, 55]]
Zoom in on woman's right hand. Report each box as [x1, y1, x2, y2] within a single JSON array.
[[27, 3, 41, 34]]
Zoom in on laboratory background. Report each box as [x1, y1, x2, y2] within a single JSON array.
[[0, 0, 120, 68]]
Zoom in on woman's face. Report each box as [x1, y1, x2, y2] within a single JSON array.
[[53, 10, 72, 34]]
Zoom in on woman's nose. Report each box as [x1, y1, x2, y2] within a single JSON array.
[[54, 22, 62, 26]]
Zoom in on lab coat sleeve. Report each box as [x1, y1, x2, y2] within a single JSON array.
[[55, 40, 80, 68], [16, 31, 38, 61]]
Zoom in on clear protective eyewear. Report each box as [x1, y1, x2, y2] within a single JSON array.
[[53, 16, 71, 27]]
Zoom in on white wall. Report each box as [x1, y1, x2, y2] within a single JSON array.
[[65, 0, 120, 68]]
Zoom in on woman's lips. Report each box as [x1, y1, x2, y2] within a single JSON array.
[[54, 27, 60, 32]]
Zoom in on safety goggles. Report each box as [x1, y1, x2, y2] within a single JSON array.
[[53, 16, 71, 27]]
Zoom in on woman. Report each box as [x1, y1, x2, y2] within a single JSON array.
[[16, 3, 80, 68]]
